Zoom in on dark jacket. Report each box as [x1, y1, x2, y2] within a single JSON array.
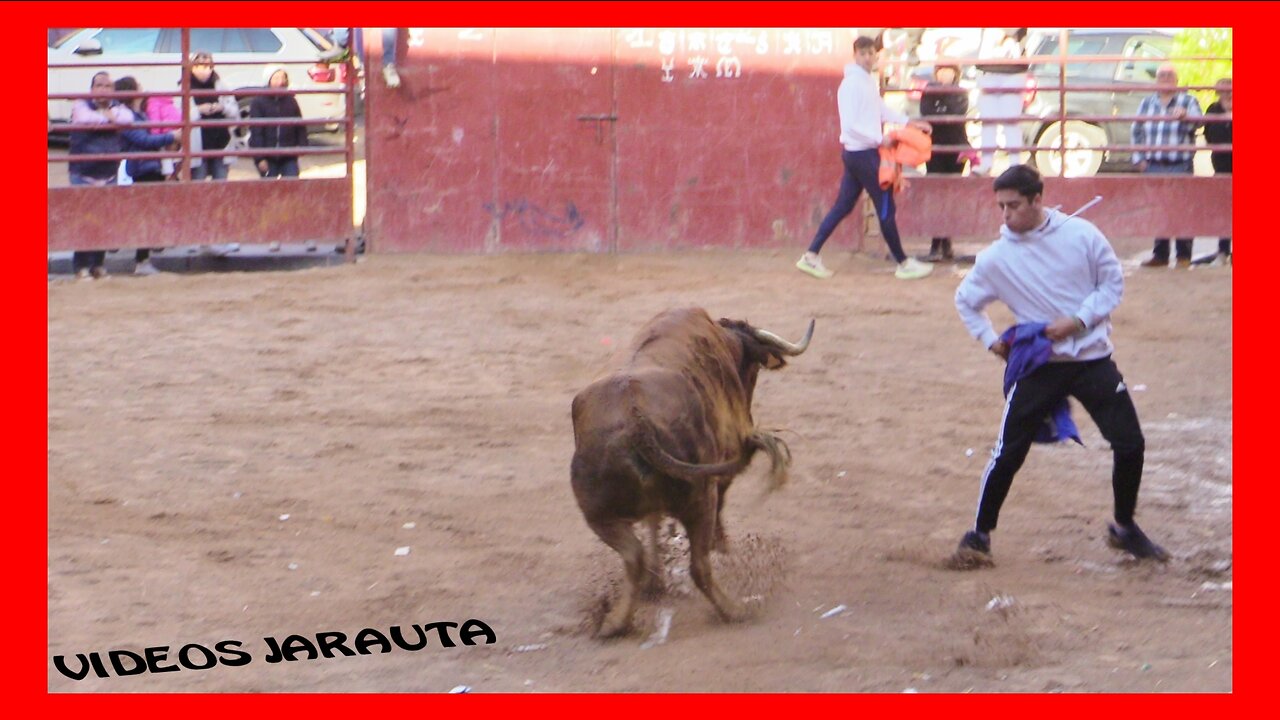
[[920, 80, 970, 150], [1204, 100, 1232, 174], [248, 94, 308, 163], [68, 101, 124, 181], [118, 106, 177, 179]]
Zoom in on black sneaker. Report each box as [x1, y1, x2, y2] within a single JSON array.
[[948, 530, 993, 569], [1107, 522, 1170, 562]]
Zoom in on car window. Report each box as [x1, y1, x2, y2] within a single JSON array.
[[1115, 37, 1170, 83], [245, 29, 283, 53], [1030, 34, 1116, 81], [89, 28, 163, 54], [190, 28, 250, 53]]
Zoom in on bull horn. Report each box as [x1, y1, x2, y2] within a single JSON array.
[[752, 319, 815, 356]]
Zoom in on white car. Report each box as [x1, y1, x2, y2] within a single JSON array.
[[48, 27, 349, 134]]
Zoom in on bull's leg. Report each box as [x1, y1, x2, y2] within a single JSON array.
[[590, 519, 645, 638], [640, 514, 663, 597], [713, 481, 730, 554], [683, 485, 748, 623]]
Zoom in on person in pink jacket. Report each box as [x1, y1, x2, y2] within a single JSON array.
[[144, 93, 183, 178]]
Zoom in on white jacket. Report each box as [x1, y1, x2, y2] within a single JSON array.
[[955, 208, 1124, 361]]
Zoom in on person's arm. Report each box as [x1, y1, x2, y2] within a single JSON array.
[[71, 100, 111, 125], [1074, 228, 1125, 331], [1131, 98, 1148, 167], [292, 98, 309, 148], [121, 125, 175, 150], [247, 97, 267, 169], [955, 262, 1003, 354]]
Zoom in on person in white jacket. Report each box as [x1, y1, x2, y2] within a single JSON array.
[[795, 35, 934, 281], [950, 164, 1168, 568]]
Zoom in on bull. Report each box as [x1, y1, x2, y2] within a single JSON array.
[[570, 307, 814, 638]]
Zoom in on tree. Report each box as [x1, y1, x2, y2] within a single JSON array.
[[1172, 28, 1232, 108]]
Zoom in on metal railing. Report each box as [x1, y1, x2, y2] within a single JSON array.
[[48, 28, 357, 186], [878, 30, 1232, 177]]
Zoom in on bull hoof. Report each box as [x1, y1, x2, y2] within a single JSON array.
[[639, 572, 664, 599], [716, 600, 751, 624], [596, 615, 633, 639]]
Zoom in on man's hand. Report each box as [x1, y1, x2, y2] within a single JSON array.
[[989, 339, 1010, 361], [1136, 159, 1149, 172], [1045, 316, 1084, 341], [1171, 106, 1187, 120], [257, 159, 268, 173], [908, 119, 932, 134]]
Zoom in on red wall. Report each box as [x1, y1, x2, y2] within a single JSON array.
[[363, 28, 1231, 254]]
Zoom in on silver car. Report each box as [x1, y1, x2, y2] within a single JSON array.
[[48, 27, 348, 133]]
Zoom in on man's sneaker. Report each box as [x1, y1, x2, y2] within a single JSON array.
[[895, 256, 933, 280], [89, 266, 108, 280], [795, 253, 833, 279], [319, 45, 350, 63], [134, 259, 159, 276], [1175, 257, 1192, 269], [75, 268, 91, 281], [1140, 256, 1169, 268], [268, 241, 282, 252], [382, 63, 401, 88], [948, 530, 993, 570], [1107, 522, 1170, 562]]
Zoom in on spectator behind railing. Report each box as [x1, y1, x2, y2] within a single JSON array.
[[918, 61, 970, 262], [143, 89, 183, 179], [114, 76, 179, 276], [1195, 78, 1232, 266], [1134, 63, 1203, 269], [972, 28, 1029, 176], [185, 50, 240, 182], [68, 71, 131, 280], [249, 65, 308, 179]]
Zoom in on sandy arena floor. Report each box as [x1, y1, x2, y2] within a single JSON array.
[[47, 250, 1232, 692]]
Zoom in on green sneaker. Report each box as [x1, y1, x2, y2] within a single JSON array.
[[796, 253, 833, 279], [895, 257, 933, 280]]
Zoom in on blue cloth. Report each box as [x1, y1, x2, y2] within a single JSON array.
[[1000, 323, 1082, 445]]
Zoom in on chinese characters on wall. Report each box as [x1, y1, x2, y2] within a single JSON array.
[[622, 29, 837, 83]]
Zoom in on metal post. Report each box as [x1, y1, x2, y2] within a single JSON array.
[[343, 27, 358, 262], [1057, 28, 1068, 177], [180, 28, 192, 181]]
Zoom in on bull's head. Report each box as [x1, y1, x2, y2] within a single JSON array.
[[718, 317, 815, 403]]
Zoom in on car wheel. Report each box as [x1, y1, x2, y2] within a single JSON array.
[[1034, 121, 1106, 178]]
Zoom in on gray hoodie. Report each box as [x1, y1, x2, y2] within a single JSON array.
[[955, 207, 1123, 361]]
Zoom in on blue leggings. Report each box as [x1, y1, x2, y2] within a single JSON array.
[[808, 148, 907, 263]]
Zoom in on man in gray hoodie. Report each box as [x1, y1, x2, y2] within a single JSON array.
[[950, 164, 1167, 568]]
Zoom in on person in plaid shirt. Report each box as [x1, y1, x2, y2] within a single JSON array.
[[1133, 63, 1203, 268]]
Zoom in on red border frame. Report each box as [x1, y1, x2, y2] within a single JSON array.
[[27, 2, 1250, 712]]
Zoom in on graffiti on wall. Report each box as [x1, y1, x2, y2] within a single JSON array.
[[623, 29, 837, 83], [483, 199, 586, 239]]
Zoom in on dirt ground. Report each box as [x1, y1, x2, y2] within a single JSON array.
[[46, 249, 1232, 693]]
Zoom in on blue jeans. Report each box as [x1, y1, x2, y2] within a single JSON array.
[[191, 160, 229, 181], [808, 148, 907, 263], [259, 158, 300, 178], [69, 173, 111, 271], [1143, 160, 1193, 260], [333, 28, 398, 65]]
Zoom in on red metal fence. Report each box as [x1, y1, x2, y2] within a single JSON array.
[[47, 28, 360, 259], [48, 28, 1232, 257]]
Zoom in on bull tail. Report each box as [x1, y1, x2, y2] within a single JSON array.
[[747, 429, 791, 492], [630, 411, 748, 483], [630, 409, 792, 487]]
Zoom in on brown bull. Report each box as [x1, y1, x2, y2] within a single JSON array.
[[570, 307, 814, 638]]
